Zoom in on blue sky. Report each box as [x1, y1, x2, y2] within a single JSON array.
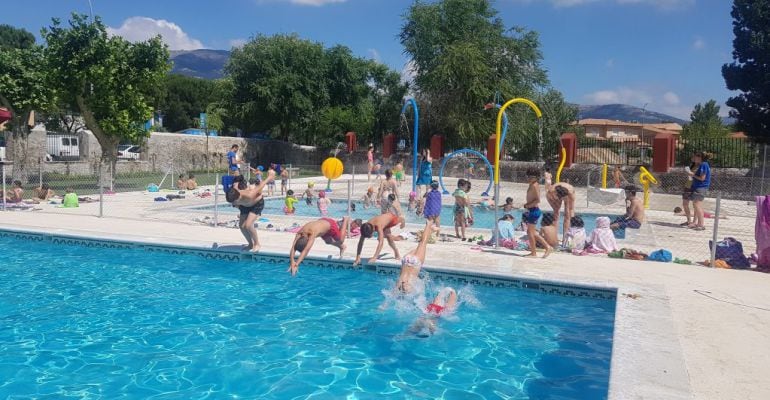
[[2, 0, 735, 119]]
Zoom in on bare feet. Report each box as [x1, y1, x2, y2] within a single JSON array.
[[249, 245, 261, 253], [542, 246, 553, 259], [524, 253, 539, 258], [339, 243, 347, 258]]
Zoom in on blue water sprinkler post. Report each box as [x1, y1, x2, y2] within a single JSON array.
[[400, 98, 419, 193], [325, 179, 332, 193]]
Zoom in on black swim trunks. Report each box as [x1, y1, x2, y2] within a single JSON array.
[[238, 198, 265, 216]]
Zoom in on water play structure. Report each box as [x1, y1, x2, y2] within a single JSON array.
[[400, 98, 419, 192], [638, 166, 658, 209], [492, 98, 543, 248], [321, 157, 343, 192], [437, 149, 493, 196]]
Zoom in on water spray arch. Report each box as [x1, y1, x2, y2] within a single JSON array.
[[438, 149, 494, 197]]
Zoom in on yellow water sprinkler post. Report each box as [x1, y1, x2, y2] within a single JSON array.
[[555, 147, 566, 183], [638, 166, 658, 209], [601, 164, 608, 189], [493, 98, 542, 249]]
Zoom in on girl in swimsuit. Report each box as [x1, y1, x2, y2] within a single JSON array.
[[409, 287, 458, 338], [395, 220, 438, 294]]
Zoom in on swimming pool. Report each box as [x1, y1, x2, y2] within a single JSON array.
[[198, 198, 626, 238], [0, 233, 615, 399]]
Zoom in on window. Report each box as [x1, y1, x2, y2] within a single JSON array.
[[61, 138, 70, 146], [71, 138, 78, 146]]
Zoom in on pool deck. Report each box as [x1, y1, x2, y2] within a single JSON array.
[[2, 175, 769, 400]]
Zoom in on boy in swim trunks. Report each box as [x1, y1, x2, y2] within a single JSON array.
[[288, 217, 362, 276], [353, 212, 407, 266], [611, 185, 645, 230], [523, 168, 553, 258], [226, 170, 275, 252]]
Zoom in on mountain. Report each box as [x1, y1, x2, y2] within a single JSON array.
[[170, 49, 230, 79], [577, 104, 687, 125]]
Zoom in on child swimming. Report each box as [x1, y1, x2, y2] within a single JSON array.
[[408, 287, 458, 338]]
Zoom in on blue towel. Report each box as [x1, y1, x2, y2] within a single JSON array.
[[648, 249, 672, 263]]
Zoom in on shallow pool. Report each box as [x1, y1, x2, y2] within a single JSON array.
[[200, 198, 626, 238], [0, 234, 615, 399]]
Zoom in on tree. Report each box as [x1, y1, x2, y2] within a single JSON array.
[[722, 0, 770, 142], [400, 0, 548, 145], [158, 74, 218, 132], [227, 34, 328, 140], [0, 24, 35, 50], [682, 100, 727, 139], [0, 42, 53, 180], [42, 14, 169, 184], [503, 89, 577, 161]]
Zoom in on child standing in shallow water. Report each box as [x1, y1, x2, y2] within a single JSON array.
[[302, 182, 315, 205], [452, 179, 472, 241], [317, 190, 331, 216]]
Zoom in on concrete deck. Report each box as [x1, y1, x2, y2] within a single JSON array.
[[2, 175, 769, 400]]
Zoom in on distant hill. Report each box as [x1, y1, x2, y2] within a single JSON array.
[[578, 104, 687, 125], [170, 49, 230, 79]]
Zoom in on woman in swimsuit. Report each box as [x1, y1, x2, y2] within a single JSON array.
[[395, 220, 438, 293], [353, 212, 407, 266]]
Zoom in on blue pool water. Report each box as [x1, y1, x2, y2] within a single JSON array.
[[0, 235, 615, 399], [202, 198, 625, 238]]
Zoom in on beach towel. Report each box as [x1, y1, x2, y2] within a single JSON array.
[[756, 196, 770, 268], [587, 216, 618, 253], [648, 249, 673, 263], [565, 227, 587, 251]]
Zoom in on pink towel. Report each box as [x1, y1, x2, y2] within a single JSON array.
[[588, 216, 618, 253], [756, 196, 770, 268]]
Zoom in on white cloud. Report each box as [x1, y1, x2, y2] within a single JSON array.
[[692, 36, 706, 50], [367, 48, 381, 62], [229, 38, 247, 49], [516, 0, 694, 10], [107, 17, 204, 50], [401, 60, 417, 84], [584, 87, 653, 105], [605, 59, 615, 68], [662, 91, 680, 106]]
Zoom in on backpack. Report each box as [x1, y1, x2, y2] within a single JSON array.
[[709, 237, 750, 269]]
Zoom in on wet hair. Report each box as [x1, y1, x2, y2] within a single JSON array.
[[12, 180, 21, 188], [231, 144, 239, 150], [350, 203, 356, 211], [464, 180, 472, 191], [674, 206, 683, 213], [430, 181, 439, 190], [385, 169, 392, 179], [505, 197, 513, 204], [287, 189, 294, 196], [360, 222, 374, 238], [570, 215, 585, 228], [624, 184, 641, 196], [541, 212, 555, 226], [526, 168, 540, 178], [226, 187, 240, 203], [294, 236, 309, 253], [555, 186, 569, 198], [456, 178, 466, 188]]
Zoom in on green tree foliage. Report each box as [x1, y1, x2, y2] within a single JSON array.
[[722, 0, 770, 142], [158, 74, 218, 132], [42, 14, 169, 181], [0, 41, 53, 179], [682, 100, 727, 139], [0, 24, 35, 50], [400, 0, 549, 145], [226, 34, 407, 147]]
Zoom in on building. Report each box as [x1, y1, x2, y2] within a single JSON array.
[[578, 119, 683, 142]]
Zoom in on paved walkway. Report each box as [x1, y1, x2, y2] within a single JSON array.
[[1, 175, 768, 399]]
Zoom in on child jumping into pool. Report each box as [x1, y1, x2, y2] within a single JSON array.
[[226, 170, 275, 252], [353, 212, 407, 266], [288, 217, 362, 276], [393, 220, 439, 294], [523, 168, 553, 258], [408, 287, 458, 338]]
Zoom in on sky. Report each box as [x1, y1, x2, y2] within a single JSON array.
[[1, 0, 737, 119]]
